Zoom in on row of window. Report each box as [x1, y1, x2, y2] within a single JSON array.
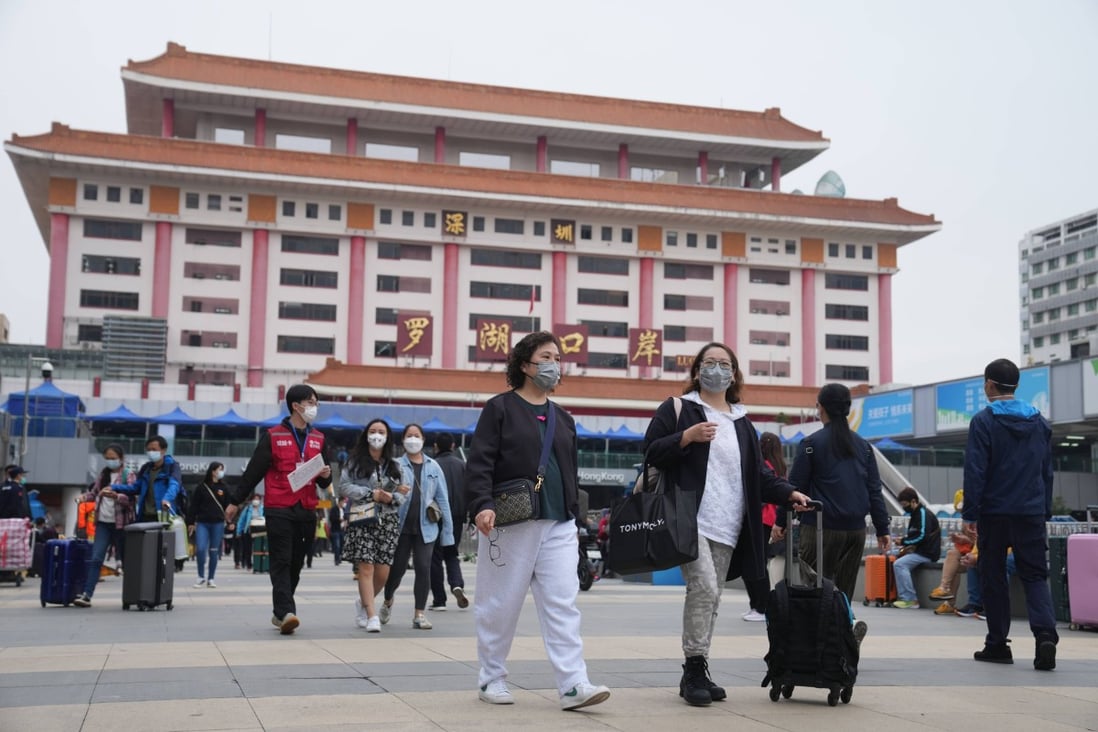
[[749, 237, 799, 256], [281, 200, 342, 221], [828, 242, 874, 260], [1032, 325, 1098, 349], [1030, 299, 1098, 325], [84, 184, 143, 205], [184, 192, 244, 213], [1030, 246, 1098, 275], [378, 209, 637, 244], [1031, 273, 1098, 300]]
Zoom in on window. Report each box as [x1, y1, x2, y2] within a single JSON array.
[[185, 228, 242, 247], [494, 218, 525, 235], [1047, 257, 1060, 271], [826, 334, 869, 351], [588, 352, 628, 369], [375, 340, 397, 357], [83, 184, 98, 201], [550, 160, 600, 177], [467, 314, 541, 331], [1067, 252, 1079, 265], [458, 152, 511, 169], [579, 320, 628, 337], [686, 233, 698, 248], [77, 324, 103, 342], [667, 231, 678, 247], [621, 228, 633, 244], [183, 297, 238, 314], [129, 188, 143, 205], [1067, 278, 1079, 292], [365, 143, 418, 162], [228, 195, 243, 213], [377, 242, 432, 261], [79, 289, 139, 310], [279, 302, 337, 321], [377, 275, 431, 293], [665, 325, 686, 342], [749, 299, 790, 315], [471, 216, 484, 232], [825, 364, 869, 381], [424, 212, 436, 228], [184, 263, 241, 281], [577, 288, 628, 307], [601, 226, 613, 242], [1050, 333, 1061, 345], [1086, 273, 1097, 287], [207, 194, 221, 211], [825, 303, 869, 321], [1087, 300, 1098, 313], [786, 240, 797, 255], [185, 192, 200, 209], [862, 245, 873, 260], [1032, 286, 1044, 299], [1048, 283, 1060, 296], [305, 203, 319, 219], [280, 268, 338, 288], [375, 308, 398, 325], [578, 256, 628, 275], [282, 235, 339, 256], [81, 255, 140, 276], [665, 263, 714, 280], [277, 335, 335, 354], [274, 134, 332, 154], [580, 224, 592, 241], [533, 221, 546, 237], [470, 249, 541, 269], [83, 219, 142, 241], [828, 243, 839, 257], [749, 330, 791, 346], [749, 268, 791, 285], [328, 204, 342, 221], [379, 209, 392, 225], [213, 127, 245, 144], [181, 331, 237, 349], [1068, 303, 1080, 316], [707, 234, 718, 250], [282, 201, 296, 217], [1086, 247, 1096, 261], [402, 210, 415, 226], [106, 186, 121, 203], [470, 281, 541, 301], [664, 294, 686, 310], [824, 273, 869, 291], [1032, 262, 1043, 274], [845, 244, 856, 259], [1034, 336, 1044, 347]]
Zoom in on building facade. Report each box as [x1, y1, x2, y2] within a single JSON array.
[[1020, 208, 1098, 365], [6, 42, 939, 401]]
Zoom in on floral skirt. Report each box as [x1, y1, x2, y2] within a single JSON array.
[[342, 510, 400, 565]]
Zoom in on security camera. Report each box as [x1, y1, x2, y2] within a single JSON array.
[[41, 362, 54, 379]]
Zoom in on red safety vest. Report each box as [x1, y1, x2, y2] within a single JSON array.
[[264, 423, 326, 510]]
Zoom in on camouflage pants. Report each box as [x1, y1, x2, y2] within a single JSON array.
[[680, 536, 734, 657]]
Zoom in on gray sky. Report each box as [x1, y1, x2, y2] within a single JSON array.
[[2, 0, 1096, 386]]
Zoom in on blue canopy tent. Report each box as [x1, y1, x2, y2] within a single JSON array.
[[782, 431, 806, 445], [574, 422, 603, 439], [380, 416, 406, 432], [6, 381, 85, 437], [606, 424, 645, 441], [259, 410, 290, 427], [148, 407, 200, 425], [86, 402, 149, 441], [87, 404, 146, 423], [314, 413, 361, 430], [420, 417, 460, 434], [205, 408, 257, 426], [873, 437, 917, 452]]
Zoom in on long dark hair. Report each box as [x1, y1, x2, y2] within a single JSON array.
[[760, 433, 786, 476], [203, 461, 224, 485], [348, 419, 401, 482], [681, 342, 744, 404], [99, 443, 125, 489], [818, 383, 855, 458]]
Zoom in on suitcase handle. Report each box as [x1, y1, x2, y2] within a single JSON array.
[[785, 500, 824, 588]]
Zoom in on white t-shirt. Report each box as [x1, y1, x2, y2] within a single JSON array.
[[683, 392, 747, 548], [97, 469, 121, 524]]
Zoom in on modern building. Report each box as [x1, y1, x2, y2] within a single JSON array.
[[1020, 208, 1098, 365], [6, 42, 939, 410]]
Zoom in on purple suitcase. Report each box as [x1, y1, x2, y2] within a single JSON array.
[[1067, 505, 1098, 629]]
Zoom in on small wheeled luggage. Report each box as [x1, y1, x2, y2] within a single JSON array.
[[1067, 506, 1098, 630], [863, 553, 896, 607], [122, 521, 175, 611], [39, 538, 89, 606], [762, 501, 859, 707], [0, 517, 33, 586]]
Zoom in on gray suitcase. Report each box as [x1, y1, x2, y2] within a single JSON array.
[[122, 522, 175, 611]]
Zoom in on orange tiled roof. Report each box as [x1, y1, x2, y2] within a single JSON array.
[[125, 42, 828, 144], [8, 125, 939, 230]]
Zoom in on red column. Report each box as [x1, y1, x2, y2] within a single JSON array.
[[639, 258, 654, 329], [698, 151, 709, 185], [346, 118, 358, 156], [442, 243, 459, 368], [552, 252, 567, 326], [801, 269, 817, 386], [248, 230, 269, 387], [45, 213, 69, 349], [878, 274, 893, 384], [347, 235, 366, 364], [152, 222, 172, 319], [723, 263, 738, 348], [435, 126, 446, 164], [161, 99, 175, 138], [771, 156, 782, 192], [536, 136, 548, 173], [255, 108, 267, 148], [618, 144, 629, 179]]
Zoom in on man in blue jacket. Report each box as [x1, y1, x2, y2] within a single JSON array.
[[131, 436, 183, 522], [963, 358, 1057, 671]]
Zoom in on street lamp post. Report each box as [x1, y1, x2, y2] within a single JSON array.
[[20, 355, 53, 460]]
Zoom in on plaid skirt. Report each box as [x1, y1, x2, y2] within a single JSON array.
[[342, 510, 400, 565]]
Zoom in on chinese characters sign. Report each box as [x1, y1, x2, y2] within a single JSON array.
[[442, 210, 468, 237], [849, 390, 913, 439], [551, 219, 576, 245], [554, 324, 589, 364], [628, 328, 662, 368], [396, 312, 433, 357], [475, 318, 511, 362]]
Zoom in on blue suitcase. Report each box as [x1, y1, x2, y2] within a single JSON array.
[[40, 539, 90, 607]]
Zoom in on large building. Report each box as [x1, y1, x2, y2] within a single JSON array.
[[6, 42, 939, 409], [1020, 207, 1098, 365]]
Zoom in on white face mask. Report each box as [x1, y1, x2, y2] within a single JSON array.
[[251, 499, 261, 508], [214, 470, 225, 481], [403, 436, 424, 455], [105, 458, 121, 470], [299, 404, 318, 423], [367, 433, 387, 450], [146, 450, 162, 462]]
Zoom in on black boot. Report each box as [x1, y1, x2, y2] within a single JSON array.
[[680, 655, 722, 705], [1034, 633, 1057, 671]]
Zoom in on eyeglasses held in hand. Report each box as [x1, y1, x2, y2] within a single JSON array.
[[487, 527, 506, 567]]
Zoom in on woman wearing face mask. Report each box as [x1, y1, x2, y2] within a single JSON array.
[[234, 495, 264, 570], [380, 424, 455, 630], [73, 444, 137, 608], [339, 419, 409, 632], [643, 342, 808, 707], [465, 331, 611, 711], [187, 462, 233, 588]]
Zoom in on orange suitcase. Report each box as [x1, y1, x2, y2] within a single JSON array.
[[863, 554, 896, 607]]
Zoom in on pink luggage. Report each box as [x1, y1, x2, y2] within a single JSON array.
[[1066, 506, 1098, 630]]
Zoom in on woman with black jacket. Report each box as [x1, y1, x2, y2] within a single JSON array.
[[186, 462, 232, 588], [644, 342, 807, 707]]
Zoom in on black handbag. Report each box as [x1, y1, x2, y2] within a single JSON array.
[[608, 473, 698, 575], [491, 402, 556, 527]]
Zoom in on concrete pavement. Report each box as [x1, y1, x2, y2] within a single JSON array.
[[1, 557, 1096, 731]]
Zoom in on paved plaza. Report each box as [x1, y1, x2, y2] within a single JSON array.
[[1, 558, 1096, 731]]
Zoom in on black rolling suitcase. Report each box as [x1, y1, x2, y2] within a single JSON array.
[[761, 501, 858, 707], [122, 522, 175, 611]]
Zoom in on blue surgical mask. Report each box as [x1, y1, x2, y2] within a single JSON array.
[[105, 458, 122, 470], [530, 361, 561, 391], [146, 450, 162, 462]]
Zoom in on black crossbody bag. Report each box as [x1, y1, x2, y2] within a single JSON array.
[[491, 402, 556, 526]]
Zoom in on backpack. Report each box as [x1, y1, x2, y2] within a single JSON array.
[[175, 484, 190, 516], [762, 577, 859, 690], [632, 397, 683, 494]]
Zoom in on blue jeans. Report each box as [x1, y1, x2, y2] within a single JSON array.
[[83, 521, 124, 597], [194, 522, 225, 581], [893, 552, 933, 601]]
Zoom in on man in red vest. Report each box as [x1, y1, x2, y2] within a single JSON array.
[[228, 384, 331, 634]]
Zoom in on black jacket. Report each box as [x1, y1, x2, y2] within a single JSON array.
[[0, 480, 30, 519], [186, 481, 232, 526], [899, 505, 941, 561], [643, 395, 796, 583], [435, 449, 467, 524], [465, 391, 580, 522]]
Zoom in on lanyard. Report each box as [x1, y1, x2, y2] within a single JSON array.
[[289, 424, 309, 460]]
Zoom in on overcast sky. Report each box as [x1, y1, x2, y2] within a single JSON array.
[[2, 0, 1096, 387]]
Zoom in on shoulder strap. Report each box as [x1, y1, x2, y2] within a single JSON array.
[[672, 396, 683, 424], [537, 402, 557, 481], [204, 482, 226, 517]]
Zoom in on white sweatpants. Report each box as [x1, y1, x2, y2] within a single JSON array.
[[475, 519, 589, 695]]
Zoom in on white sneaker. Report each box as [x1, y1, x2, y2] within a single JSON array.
[[560, 682, 610, 711], [206, 579, 217, 588], [478, 679, 514, 705], [742, 609, 766, 622], [365, 616, 381, 633], [355, 598, 368, 628], [193, 578, 206, 588], [379, 600, 392, 625]]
